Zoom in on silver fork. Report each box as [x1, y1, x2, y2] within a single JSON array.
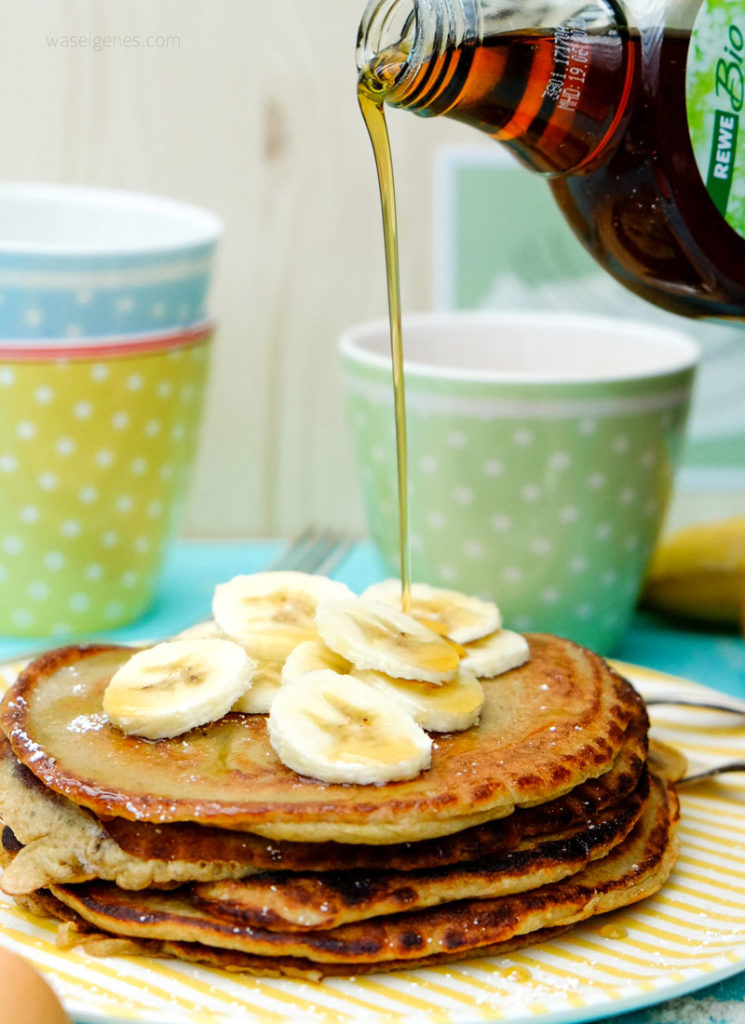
[[644, 695, 745, 783], [266, 527, 355, 577], [679, 759, 745, 784], [646, 696, 745, 716]]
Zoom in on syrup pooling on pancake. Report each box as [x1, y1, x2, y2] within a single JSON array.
[[131, 578, 519, 784], [82, 574, 527, 786], [0, 632, 641, 842]]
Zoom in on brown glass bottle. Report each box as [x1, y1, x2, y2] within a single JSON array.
[[357, 0, 745, 320]]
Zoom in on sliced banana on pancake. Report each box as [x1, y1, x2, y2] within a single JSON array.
[[268, 670, 432, 784], [460, 629, 530, 678], [362, 579, 501, 643], [281, 639, 353, 687], [316, 597, 461, 683], [212, 572, 353, 661], [353, 666, 484, 732], [175, 622, 286, 711], [103, 638, 256, 740], [232, 658, 283, 713]]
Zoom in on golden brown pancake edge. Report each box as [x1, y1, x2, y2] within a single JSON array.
[[0, 634, 643, 841]]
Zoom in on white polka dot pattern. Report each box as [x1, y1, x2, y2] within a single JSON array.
[[0, 339, 211, 636], [343, 366, 694, 654]]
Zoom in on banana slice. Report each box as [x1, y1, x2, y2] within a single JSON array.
[[316, 597, 461, 683], [103, 638, 256, 740], [212, 572, 353, 660], [232, 658, 283, 713], [267, 670, 432, 784], [282, 640, 353, 687], [176, 623, 287, 710], [363, 579, 501, 643], [460, 629, 530, 679], [353, 666, 484, 732]]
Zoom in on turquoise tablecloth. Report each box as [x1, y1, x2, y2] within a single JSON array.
[[0, 538, 743, 1024]]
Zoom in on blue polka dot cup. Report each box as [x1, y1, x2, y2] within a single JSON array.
[[340, 311, 699, 654], [0, 323, 212, 636], [0, 183, 221, 339]]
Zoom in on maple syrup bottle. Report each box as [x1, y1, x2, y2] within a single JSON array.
[[357, 0, 745, 321]]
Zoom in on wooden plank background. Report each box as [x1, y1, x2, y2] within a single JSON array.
[[0, 0, 472, 538]]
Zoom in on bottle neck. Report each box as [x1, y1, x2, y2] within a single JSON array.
[[357, 0, 637, 176], [356, 0, 480, 111]]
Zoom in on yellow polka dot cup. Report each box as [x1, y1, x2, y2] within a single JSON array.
[[340, 311, 699, 655], [0, 324, 212, 636]]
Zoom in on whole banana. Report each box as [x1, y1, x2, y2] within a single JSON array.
[[640, 517, 745, 629]]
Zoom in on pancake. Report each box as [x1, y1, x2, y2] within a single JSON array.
[[0, 634, 643, 844], [0, 715, 646, 893], [100, 699, 647, 867], [9, 881, 572, 981], [2, 776, 645, 929], [191, 776, 648, 930], [0, 736, 259, 894], [44, 772, 679, 971], [157, 926, 573, 979], [0, 627, 680, 983]]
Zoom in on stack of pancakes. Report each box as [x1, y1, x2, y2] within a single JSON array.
[[0, 634, 680, 980]]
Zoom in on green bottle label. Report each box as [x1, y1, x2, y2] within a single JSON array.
[[687, 0, 745, 238]]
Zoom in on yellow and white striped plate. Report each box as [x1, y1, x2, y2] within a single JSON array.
[[0, 657, 743, 1024]]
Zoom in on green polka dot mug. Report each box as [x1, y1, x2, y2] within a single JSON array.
[[0, 324, 212, 636], [340, 311, 699, 655]]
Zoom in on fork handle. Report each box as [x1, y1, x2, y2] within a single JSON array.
[[646, 697, 745, 715], [682, 761, 745, 783]]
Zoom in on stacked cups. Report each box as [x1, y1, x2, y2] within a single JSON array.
[[0, 184, 222, 637]]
